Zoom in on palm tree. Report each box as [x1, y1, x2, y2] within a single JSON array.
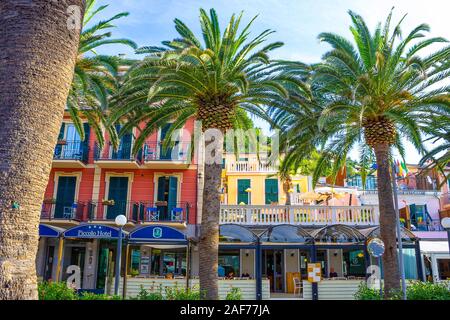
[[111, 9, 298, 299], [0, 0, 85, 299], [294, 9, 449, 296], [68, 0, 137, 148]]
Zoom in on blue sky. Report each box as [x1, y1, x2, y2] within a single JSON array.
[[91, 0, 450, 164]]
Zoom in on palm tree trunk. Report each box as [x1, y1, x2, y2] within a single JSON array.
[[198, 134, 223, 300], [373, 144, 400, 297], [283, 180, 291, 205], [0, 0, 84, 299]]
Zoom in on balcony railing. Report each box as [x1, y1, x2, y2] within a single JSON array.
[[41, 201, 86, 221], [225, 161, 277, 173], [94, 142, 141, 162], [219, 205, 379, 226], [45, 200, 192, 223], [53, 140, 88, 162], [143, 141, 191, 162]]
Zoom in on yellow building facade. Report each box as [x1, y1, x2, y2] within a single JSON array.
[[221, 153, 310, 205]]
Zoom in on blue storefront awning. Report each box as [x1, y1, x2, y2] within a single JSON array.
[[39, 224, 65, 238], [128, 225, 187, 244], [63, 224, 127, 239]]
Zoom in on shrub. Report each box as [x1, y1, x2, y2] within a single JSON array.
[[354, 281, 450, 300], [225, 287, 242, 300], [38, 281, 77, 300], [354, 282, 381, 300], [78, 292, 122, 300], [406, 281, 450, 300], [131, 286, 164, 300], [165, 286, 201, 300]]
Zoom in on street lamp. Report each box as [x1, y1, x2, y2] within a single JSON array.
[[245, 187, 252, 205], [114, 214, 127, 295], [441, 217, 450, 253]]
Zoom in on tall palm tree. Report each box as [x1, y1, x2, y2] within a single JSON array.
[[111, 8, 298, 299], [69, 0, 137, 148], [0, 0, 85, 299], [288, 10, 450, 296]]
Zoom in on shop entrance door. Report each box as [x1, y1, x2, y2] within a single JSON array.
[[263, 249, 284, 292], [44, 246, 55, 281]]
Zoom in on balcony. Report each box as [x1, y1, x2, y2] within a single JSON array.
[[141, 141, 191, 169], [83, 200, 191, 226], [219, 205, 379, 226], [53, 140, 88, 168], [93, 142, 141, 169], [225, 161, 277, 173], [40, 201, 87, 224]]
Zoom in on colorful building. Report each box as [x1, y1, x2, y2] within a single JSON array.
[[36, 123, 449, 299]]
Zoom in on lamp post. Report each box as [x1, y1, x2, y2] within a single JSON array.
[[245, 187, 252, 205], [441, 217, 450, 253], [114, 214, 127, 296]]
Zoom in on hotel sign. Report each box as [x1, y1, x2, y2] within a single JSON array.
[[63, 225, 124, 239]]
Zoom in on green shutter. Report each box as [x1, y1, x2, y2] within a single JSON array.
[[237, 179, 251, 204], [82, 123, 90, 162], [265, 179, 278, 204], [168, 176, 178, 211], [157, 177, 166, 201], [55, 176, 76, 218], [54, 123, 65, 157]]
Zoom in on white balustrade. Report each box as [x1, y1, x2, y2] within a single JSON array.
[[219, 205, 379, 226], [226, 161, 277, 173]]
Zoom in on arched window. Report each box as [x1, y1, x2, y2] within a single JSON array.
[[361, 226, 417, 243]]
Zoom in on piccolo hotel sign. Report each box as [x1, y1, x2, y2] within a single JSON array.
[[63, 225, 124, 239]]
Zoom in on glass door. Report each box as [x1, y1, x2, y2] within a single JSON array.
[[263, 249, 284, 292], [64, 124, 82, 159], [44, 246, 55, 281]]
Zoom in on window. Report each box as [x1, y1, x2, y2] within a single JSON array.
[[437, 258, 450, 281], [218, 250, 240, 277], [150, 248, 186, 276], [237, 179, 251, 204], [265, 179, 278, 204], [130, 249, 141, 274]]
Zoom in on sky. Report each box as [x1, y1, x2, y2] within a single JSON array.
[[91, 0, 450, 164]]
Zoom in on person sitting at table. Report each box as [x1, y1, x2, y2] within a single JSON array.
[[241, 272, 250, 278], [218, 265, 225, 277], [226, 271, 235, 279], [329, 267, 338, 278]]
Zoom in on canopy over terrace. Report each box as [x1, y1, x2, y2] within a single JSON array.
[[39, 224, 65, 238]]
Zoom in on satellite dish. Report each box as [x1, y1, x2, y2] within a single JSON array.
[[367, 238, 385, 258]]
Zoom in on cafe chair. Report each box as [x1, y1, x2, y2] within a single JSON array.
[[147, 207, 159, 222], [171, 208, 183, 221], [293, 277, 302, 297]]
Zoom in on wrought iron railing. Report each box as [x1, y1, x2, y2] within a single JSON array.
[[143, 141, 191, 162], [53, 140, 88, 163]]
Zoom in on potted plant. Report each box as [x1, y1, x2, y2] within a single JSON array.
[[102, 199, 115, 206], [44, 198, 57, 204]]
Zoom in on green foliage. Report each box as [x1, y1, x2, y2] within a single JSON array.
[[110, 8, 298, 155], [354, 282, 382, 300], [131, 285, 201, 300], [271, 9, 450, 186], [38, 282, 78, 300], [130, 286, 164, 300], [355, 281, 450, 300], [165, 287, 201, 300], [68, 0, 137, 149], [225, 287, 242, 300], [78, 292, 122, 300], [406, 281, 450, 300]]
